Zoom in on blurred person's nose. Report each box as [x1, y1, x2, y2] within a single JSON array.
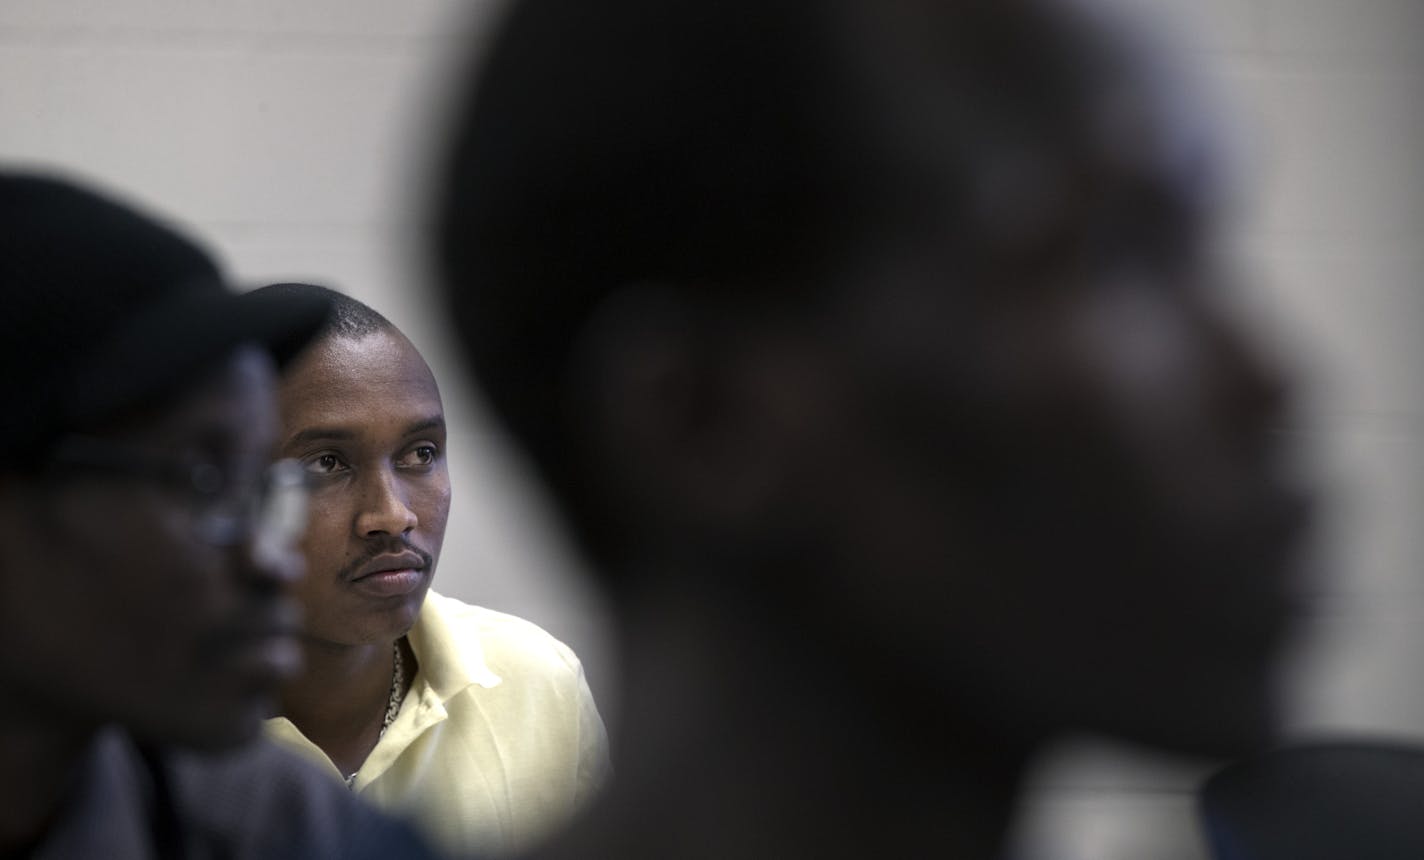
[[245, 458, 309, 586], [1201, 281, 1295, 434]]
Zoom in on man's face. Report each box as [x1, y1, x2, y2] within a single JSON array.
[[763, 101, 1311, 755], [276, 330, 449, 647], [0, 346, 302, 748]]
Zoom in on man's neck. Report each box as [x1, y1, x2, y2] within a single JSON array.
[[277, 637, 404, 777], [539, 569, 1035, 860], [0, 713, 94, 855]]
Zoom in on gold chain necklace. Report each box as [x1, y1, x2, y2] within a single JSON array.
[[345, 640, 407, 790]]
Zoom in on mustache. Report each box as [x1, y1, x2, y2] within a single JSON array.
[[337, 540, 434, 581]]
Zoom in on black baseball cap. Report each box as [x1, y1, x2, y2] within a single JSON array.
[[0, 171, 332, 461]]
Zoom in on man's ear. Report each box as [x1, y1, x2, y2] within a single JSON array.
[[565, 283, 835, 542], [0, 476, 36, 544]]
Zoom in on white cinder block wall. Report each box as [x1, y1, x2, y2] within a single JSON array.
[[2, 3, 1419, 858]]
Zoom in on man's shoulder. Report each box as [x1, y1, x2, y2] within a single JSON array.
[[165, 736, 436, 858], [422, 590, 586, 682], [167, 735, 348, 811]]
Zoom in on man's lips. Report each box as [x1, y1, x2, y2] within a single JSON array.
[[349, 551, 429, 582], [343, 549, 432, 599]]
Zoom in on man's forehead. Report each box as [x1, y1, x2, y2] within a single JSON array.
[[1034, 83, 1220, 260], [286, 332, 436, 392], [278, 331, 443, 437], [95, 347, 279, 447]]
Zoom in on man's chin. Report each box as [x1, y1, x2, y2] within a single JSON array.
[[1107, 679, 1285, 762]]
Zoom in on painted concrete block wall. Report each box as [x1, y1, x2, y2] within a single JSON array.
[[2, 2, 1419, 858]]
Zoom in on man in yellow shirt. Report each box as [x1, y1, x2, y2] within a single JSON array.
[[256, 283, 609, 857]]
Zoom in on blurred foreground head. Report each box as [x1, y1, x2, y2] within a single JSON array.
[[436, 0, 1310, 761], [0, 173, 330, 749]]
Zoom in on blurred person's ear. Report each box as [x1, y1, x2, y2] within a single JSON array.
[[565, 282, 842, 551], [0, 474, 50, 537], [0, 478, 19, 537]]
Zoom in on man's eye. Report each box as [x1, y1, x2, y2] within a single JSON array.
[[304, 453, 346, 475], [189, 461, 228, 496], [401, 445, 439, 468]]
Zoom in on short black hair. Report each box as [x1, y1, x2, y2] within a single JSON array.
[[251, 283, 393, 341], [434, 0, 1139, 565]]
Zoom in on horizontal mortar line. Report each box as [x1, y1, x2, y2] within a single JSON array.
[[1292, 595, 1424, 615], [194, 219, 421, 234], [1204, 49, 1424, 78], [0, 25, 463, 56], [1284, 411, 1424, 436], [1240, 234, 1424, 256]]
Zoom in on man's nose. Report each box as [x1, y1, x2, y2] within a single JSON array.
[[355, 467, 419, 538], [243, 538, 305, 588], [1200, 291, 1296, 442]]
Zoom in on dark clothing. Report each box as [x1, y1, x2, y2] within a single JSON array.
[[31, 727, 439, 859], [1201, 741, 1424, 860]]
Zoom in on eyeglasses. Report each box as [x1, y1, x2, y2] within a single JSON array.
[[44, 434, 310, 562]]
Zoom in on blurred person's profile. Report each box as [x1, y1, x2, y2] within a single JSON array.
[[253, 282, 610, 857], [433, 0, 1314, 856], [0, 173, 435, 858]]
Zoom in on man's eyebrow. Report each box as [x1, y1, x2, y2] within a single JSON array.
[[283, 416, 445, 449], [285, 426, 357, 448], [405, 416, 446, 436]]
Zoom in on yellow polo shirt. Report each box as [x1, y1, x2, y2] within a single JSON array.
[[265, 591, 610, 856]]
